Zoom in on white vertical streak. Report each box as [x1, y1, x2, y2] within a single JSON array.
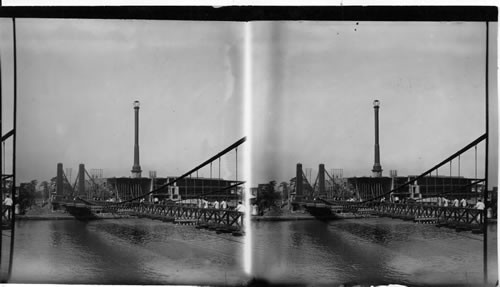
[[243, 21, 253, 275]]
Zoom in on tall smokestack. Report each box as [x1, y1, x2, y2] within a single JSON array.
[[372, 100, 383, 177], [131, 100, 142, 178]]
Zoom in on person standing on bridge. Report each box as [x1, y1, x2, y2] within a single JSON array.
[[235, 201, 245, 226], [3, 194, 13, 220], [460, 198, 467, 208], [474, 199, 486, 223], [474, 199, 485, 210], [213, 200, 220, 209], [236, 201, 245, 212], [220, 199, 227, 209], [203, 200, 209, 209], [452, 198, 459, 208], [394, 196, 400, 204], [443, 197, 449, 207]]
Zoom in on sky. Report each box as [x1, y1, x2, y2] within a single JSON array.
[[250, 21, 498, 188], [0, 19, 498, 188], [1, 19, 246, 184]]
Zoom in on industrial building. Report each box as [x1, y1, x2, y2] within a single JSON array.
[[106, 176, 239, 203], [347, 175, 477, 201], [151, 177, 239, 202]]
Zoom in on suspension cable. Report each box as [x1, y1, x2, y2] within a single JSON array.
[[82, 137, 246, 206], [343, 134, 486, 204]]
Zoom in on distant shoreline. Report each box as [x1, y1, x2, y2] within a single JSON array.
[[15, 214, 75, 220], [15, 213, 135, 220]]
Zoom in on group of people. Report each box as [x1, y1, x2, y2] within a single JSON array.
[[440, 197, 485, 210], [200, 199, 246, 213], [381, 195, 487, 211], [198, 198, 232, 210], [140, 197, 247, 213], [440, 197, 467, 207]]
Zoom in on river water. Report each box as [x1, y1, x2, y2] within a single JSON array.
[[6, 217, 498, 286], [252, 218, 498, 286], [9, 219, 247, 285]]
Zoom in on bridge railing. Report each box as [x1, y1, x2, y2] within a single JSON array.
[[104, 202, 244, 229], [319, 199, 484, 226], [371, 202, 484, 225]]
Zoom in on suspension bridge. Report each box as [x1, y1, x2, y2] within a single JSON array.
[[51, 137, 247, 235], [293, 133, 491, 234]]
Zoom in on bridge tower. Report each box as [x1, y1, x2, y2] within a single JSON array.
[[372, 100, 383, 177], [78, 163, 86, 198], [296, 163, 303, 201], [131, 100, 142, 178], [56, 163, 64, 197], [318, 164, 326, 198]]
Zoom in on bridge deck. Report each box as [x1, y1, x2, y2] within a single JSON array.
[[297, 200, 487, 232], [56, 201, 244, 231]]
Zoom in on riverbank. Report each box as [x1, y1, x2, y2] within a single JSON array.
[[16, 213, 136, 220], [14, 205, 135, 220], [16, 214, 74, 220]]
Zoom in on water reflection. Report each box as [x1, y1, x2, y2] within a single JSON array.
[[9, 217, 497, 285], [252, 218, 497, 286], [11, 219, 247, 285]]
